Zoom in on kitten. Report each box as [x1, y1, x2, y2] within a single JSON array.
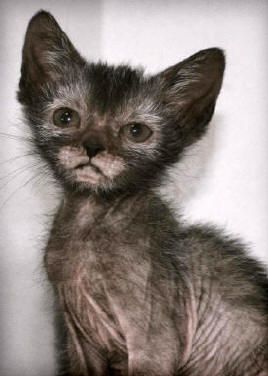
[[18, 11, 268, 376]]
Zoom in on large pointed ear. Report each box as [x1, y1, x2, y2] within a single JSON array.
[[18, 11, 85, 103], [158, 48, 225, 144]]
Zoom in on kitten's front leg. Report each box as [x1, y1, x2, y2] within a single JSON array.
[[114, 303, 182, 376], [105, 264, 190, 375], [128, 351, 177, 376], [55, 306, 110, 376], [58, 334, 110, 376]]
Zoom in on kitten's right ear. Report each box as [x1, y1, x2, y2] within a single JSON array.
[[18, 11, 84, 103]]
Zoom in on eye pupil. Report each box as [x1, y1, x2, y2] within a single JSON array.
[[60, 111, 72, 124], [130, 124, 142, 137]]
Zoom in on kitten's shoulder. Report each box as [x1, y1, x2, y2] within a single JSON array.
[[178, 222, 268, 312]]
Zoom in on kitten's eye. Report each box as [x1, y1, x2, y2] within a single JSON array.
[[53, 108, 80, 128], [121, 123, 152, 143]]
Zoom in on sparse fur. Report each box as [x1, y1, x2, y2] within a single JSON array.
[[18, 11, 268, 376]]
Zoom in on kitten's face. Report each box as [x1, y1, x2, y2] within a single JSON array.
[[31, 66, 164, 192], [18, 11, 225, 194]]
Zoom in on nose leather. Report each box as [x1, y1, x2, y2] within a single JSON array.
[[84, 142, 105, 158], [82, 133, 105, 158]]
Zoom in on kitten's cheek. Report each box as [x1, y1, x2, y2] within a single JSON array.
[[58, 146, 89, 169]]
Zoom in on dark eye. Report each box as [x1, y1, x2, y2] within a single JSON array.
[[53, 108, 80, 128], [121, 123, 152, 143]]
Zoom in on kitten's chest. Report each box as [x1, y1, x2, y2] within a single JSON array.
[[45, 194, 151, 369], [47, 214, 117, 285], [45, 193, 148, 283]]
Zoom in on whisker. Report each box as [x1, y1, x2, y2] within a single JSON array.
[[0, 162, 35, 183], [0, 131, 34, 143], [0, 162, 42, 191], [0, 152, 36, 167], [30, 165, 53, 189], [0, 169, 47, 210]]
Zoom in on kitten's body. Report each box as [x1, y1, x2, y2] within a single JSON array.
[[47, 192, 267, 376], [18, 11, 268, 376]]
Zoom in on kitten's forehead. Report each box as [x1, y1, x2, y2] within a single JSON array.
[[86, 62, 147, 113]]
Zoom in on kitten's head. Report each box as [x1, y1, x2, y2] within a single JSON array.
[[18, 11, 225, 194]]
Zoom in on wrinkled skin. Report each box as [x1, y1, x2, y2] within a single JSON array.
[[47, 192, 268, 376], [18, 11, 268, 376]]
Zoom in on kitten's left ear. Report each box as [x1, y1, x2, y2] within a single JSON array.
[[158, 48, 225, 144], [18, 11, 84, 103]]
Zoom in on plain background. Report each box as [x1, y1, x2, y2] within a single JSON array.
[[0, 1, 267, 375]]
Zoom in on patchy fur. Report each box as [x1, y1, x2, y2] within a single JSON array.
[[18, 11, 268, 376]]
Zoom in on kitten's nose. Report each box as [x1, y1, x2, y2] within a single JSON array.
[[83, 140, 105, 158]]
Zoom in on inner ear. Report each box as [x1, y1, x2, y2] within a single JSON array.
[[18, 11, 84, 101], [158, 48, 225, 134]]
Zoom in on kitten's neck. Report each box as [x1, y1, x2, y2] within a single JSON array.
[[55, 189, 160, 244], [63, 187, 153, 206]]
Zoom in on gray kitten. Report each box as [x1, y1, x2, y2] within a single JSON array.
[[18, 11, 268, 376]]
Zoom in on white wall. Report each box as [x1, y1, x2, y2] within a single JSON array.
[[0, 1, 267, 375]]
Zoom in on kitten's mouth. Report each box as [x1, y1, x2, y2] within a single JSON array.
[[76, 160, 104, 176], [73, 159, 107, 186]]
